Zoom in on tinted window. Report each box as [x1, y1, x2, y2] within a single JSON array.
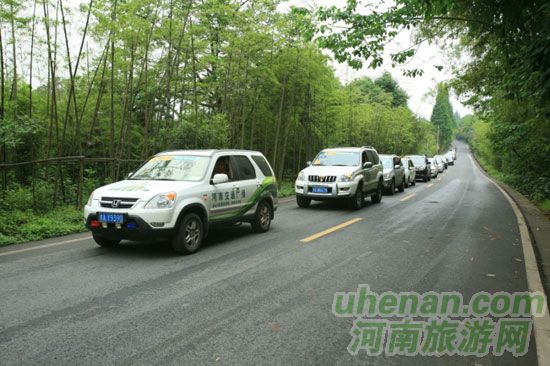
[[251, 155, 273, 177], [233, 156, 256, 180], [365, 151, 374, 163], [369, 150, 380, 164], [362, 151, 368, 164]]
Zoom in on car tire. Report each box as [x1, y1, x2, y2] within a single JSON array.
[[350, 184, 364, 210], [296, 195, 311, 208], [423, 175, 428, 182], [412, 178, 416, 186], [92, 234, 120, 248], [387, 179, 395, 195], [404, 177, 409, 188], [398, 177, 405, 192], [171, 213, 204, 255], [251, 200, 272, 233], [371, 180, 383, 203]]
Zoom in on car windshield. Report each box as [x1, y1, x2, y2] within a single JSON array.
[[409, 156, 425, 165], [312, 151, 359, 166], [130, 155, 211, 181], [380, 156, 394, 169]]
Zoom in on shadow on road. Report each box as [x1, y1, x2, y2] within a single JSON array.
[[96, 224, 257, 259]]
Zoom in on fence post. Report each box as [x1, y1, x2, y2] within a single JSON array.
[[76, 157, 84, 209]]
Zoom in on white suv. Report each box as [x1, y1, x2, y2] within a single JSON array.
[[84, 150, 278, 255], [294, 147, 384, 209]]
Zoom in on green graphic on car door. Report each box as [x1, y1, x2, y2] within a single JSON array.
[[210, 177, 276, 222]]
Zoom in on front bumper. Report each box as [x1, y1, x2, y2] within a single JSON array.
[[415, 168, 429, 179], [294, 180, 357, 199], [85, 214, 175, 241], [84, 199, 178, 241]]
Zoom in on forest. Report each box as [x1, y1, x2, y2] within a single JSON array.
[[0, 0, 446, 244], [3, 0, 546, 245]]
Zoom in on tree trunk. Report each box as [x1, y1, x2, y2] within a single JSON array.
[[9, 1, 17, 118]]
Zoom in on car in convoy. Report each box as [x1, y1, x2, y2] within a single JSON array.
[[450, 147, 457, 160], [445, 151, 455, 165], [84, 150, 278, 255], [379, 154, 406, 195], [401, 157, 416, 187], [294, 146, 384, 209], [433, 155, 446, 173], [427, 158, 439, 178], [404, 154, 431, 182]]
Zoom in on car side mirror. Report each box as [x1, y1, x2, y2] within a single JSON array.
[[306, 161, 312, 166], [212, 173, 229, 184], [394, 164, 401, 169], [363, 162, 373, 169], [127, 171, 134, 179]]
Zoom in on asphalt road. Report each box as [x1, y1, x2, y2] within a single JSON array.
[[0, 142, 540, 365]]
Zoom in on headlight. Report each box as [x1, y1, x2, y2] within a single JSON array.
[[338, 173, 353, 182], [297, 171, 306, 181], [145, 192, 177, 209], [86, 191, 95, 206]]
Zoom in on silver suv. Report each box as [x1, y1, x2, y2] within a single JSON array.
[[294, 147, 384, 209], [379, 154, 406, 195], [84, 150, 278, 255]]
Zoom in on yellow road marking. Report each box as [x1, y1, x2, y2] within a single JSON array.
[[300, 218, 363, 243], [400, 193, 416, 202], [426, 183, 434, 188], [0, 236, 92, 257]]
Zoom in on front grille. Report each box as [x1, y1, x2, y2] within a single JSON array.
[[308, 175, 337, 183], [100, 197, 139, 209]]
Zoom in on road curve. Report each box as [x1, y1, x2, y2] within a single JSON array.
[[0, 142, 539, 365]]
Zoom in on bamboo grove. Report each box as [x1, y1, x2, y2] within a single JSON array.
[[0, 0, 440, 203]]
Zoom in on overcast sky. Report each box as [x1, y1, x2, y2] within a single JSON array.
[[279, 0, 473, 119]]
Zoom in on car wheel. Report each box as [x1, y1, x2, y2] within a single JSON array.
[[398, 177, 405, 192], [296, 195, 311, 208], [171, 213, 203, 255], [423, 175, 428, 182], [387, 179, 395, 195], [251, 200, 272, 233], [412, 178, 416, 186], [404, 177, 409, 188], [371, 180, 383, 203], [350, 184, 364, 210], [92, 234, 120, 248]]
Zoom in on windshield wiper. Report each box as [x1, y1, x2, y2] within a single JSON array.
[[154, 178, 177, 181]]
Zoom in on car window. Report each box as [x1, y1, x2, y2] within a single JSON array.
[[251, 155, 273, 177], [212, 156, 237, 182], [366, 150, 376, 164], [233, 156, 257, 180], [362, 151, 368, 164], [131, 155, 211, 181]]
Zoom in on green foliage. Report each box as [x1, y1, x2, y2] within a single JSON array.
[[311, 0, 549, 205], [0, 0, 442, 244], [430, 84, 455, 151], [375, 72, 409, 108], [0, 205, 85, 246], [458, 114, 549, 206]]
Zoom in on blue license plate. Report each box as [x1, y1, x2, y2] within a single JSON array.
[[312, 187, 328, 193], [98, 213, 124, 224]]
